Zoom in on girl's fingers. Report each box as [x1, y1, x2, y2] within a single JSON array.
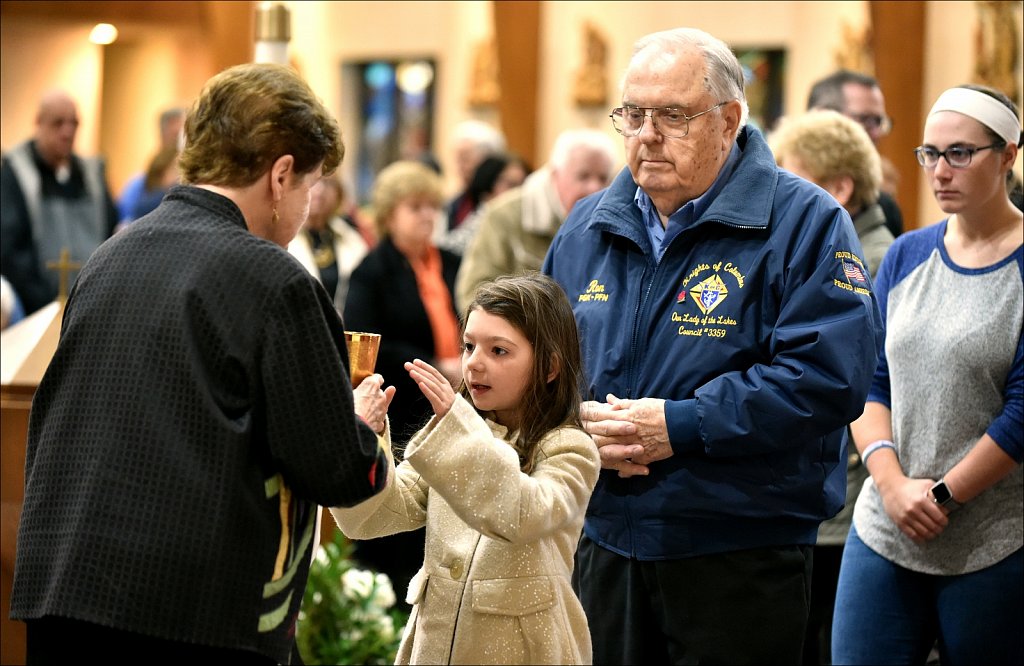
[[416, 359, 447, 382], [419, 380, 443, 402], [405, 361, 455, 415], [411, 370, 443, 393], [405, 359, 444, 383]]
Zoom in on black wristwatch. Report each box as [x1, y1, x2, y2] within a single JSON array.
[[930, 479, 961, 511]]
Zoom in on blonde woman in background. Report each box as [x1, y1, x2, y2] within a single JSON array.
[[771, 109, 894, 277], [769, 108, 896, 665], [343, 160, 463, 611]]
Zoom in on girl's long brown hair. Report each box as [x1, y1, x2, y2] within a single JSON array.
[[459, 272, 585, 473]]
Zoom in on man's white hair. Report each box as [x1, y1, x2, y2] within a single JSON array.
[[624, 27, 749, 129], [452, 119, 506, 153], [549, 128, 618, 171]]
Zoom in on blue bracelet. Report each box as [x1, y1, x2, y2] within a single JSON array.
[[861, 439, 896, 465]]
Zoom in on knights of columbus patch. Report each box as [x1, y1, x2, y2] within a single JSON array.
[[690, 274, 729, 314]]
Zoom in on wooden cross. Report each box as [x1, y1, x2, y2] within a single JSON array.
[[45, 247, 82, 303]]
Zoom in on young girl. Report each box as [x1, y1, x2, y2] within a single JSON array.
[[331, 272, 600, 665]]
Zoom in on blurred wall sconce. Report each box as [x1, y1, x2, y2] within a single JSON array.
[[255, 2, 291, 65], [89, 23, 118, 45]]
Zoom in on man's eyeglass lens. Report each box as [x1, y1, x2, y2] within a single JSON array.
[[609, 103, 725, 138]]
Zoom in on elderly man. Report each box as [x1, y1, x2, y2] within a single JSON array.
[[543, 27, 883, 664], [444, 119, 507, 232], [1, 90, 118, 314], [455, 128, 616, 310], [807, 69, 903, 236]]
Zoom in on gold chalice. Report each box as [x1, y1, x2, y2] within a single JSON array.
[[344, 331, 381, 387]]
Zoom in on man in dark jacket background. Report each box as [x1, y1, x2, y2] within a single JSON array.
[[807, 69, 904, 238], [1, 89, 118, 314]]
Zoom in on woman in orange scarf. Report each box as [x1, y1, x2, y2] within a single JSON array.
[[343, 160, 462, 608]]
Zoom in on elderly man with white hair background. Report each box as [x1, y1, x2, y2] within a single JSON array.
[[444, 119, 506, 233], [455, 128, 616, 311]]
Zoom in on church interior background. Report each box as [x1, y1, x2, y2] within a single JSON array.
[[1, 1, 1023, 662], [2, 0, 1022, 231]]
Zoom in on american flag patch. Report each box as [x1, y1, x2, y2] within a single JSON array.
[[843, 261, 866, 283]]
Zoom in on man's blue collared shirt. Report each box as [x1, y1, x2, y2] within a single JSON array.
[[635, 142, 741, 262]]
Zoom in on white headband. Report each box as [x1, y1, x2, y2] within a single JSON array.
[[929, 88, 1021, 146]]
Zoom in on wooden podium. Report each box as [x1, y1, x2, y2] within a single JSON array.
[[1, 301, 63, 666]]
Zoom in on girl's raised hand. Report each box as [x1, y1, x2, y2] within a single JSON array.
[[404, 359, 457, 418]]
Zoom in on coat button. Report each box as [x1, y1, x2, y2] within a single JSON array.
[[449, 559, 464, 579]]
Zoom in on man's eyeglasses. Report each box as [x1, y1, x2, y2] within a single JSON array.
[[609, 102, 726, 138], [914, 143, 1002, 169], [848, 112, 893, 136]]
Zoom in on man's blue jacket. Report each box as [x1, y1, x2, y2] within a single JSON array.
[[543, 126, 884, 559]]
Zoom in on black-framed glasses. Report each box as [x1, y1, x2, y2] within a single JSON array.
[[609, 102, 726, 138], [914, 143, 1003, 169]]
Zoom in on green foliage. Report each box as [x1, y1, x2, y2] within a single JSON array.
[[296, 531, 409, 665]]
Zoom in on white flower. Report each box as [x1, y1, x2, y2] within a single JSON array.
[[314, 545, 330, 566], [372, 572, 397, 609], [342, 567, 375, 600], [377, 614, 395, 642]]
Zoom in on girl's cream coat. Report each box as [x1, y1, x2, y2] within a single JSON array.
[[331, 396, 600, 664]]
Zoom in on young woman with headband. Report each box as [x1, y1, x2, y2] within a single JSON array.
[[832, 84, 1023, 665]]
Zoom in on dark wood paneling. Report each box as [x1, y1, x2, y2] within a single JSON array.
[[1, 388, 33, 666], [202, 1, 255, 74], [871, 1, 926, 231], [493, 0, 541, 168], [0, 1, 253, 69], [0, 1, 203, 25]]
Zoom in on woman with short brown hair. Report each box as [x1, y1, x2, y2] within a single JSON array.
[[11, 63, 392, 664]]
